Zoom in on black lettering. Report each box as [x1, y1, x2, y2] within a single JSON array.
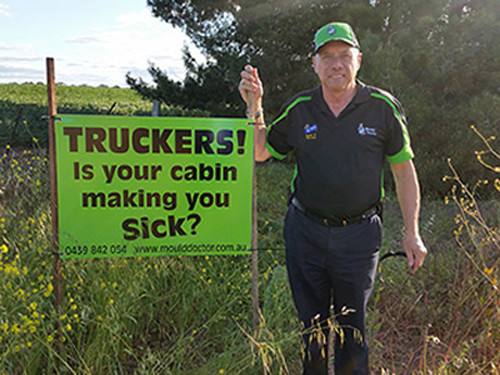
[[175, 129, 192, 154], [215, 192, 229, 207], [200, 192, 214, 207], [152, 129, 173, 153], [63, 127, 83, 152], [152, 219, 167, 238], [82, 192, 106, 207], [122, 190, 138, 207], [74, 162, 80, 179], [141, 217, 149, 239], [151, 165, 162, 180], [108, 192, 121, 207], [186, 192, 198, 211], [122, 218, 140, 240], [161, 193, 177, 210], [169, 164, 237, 181], [103, 165, 117, 184], [109, 128, 129, 153], [147, 192, 160, 208], [82, 164, 94, 180], [137, 189, 145, 207], [184, 165, 196, 181], [225, 166, 237, 181], [171, 165, 182, 181], [199, 163, 213, 181], [217, 130, 233, 155], [117, 165, 132, 180], [168, 215, 186, 236], [134, 165, 149, 180], [237, 130, 246, 155], [132, 128, 149, 153], [86, 127, 107, 152], [194, 130, 215, 154]]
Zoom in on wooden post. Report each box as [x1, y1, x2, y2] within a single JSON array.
[[46, 57, 63, 365], [248, 92, 261, 333]]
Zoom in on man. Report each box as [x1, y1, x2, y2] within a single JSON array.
[[238, 22, 427, 375]]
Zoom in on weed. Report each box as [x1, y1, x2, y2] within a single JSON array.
[[0, 127, 497, 373]]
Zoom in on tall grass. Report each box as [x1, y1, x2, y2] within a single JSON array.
[[0, 127, 498, 374]]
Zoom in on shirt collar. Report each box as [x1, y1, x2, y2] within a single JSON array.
[[313, 80, 370, 116], [352, 80, 371, 104]]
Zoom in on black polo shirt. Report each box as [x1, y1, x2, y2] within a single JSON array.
[[266, 81, 414, 218]]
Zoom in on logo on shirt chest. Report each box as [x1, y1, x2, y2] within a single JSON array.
[[304, 124, 318, 140], [357, 123, 377, 136]]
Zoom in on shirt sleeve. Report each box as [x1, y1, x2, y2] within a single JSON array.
[[378, 93, 414, 164], [265, 103, 294, 160]]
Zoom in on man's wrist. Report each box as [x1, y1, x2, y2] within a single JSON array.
[[246, 108, 263, 119], [403, 229, 420, 239]]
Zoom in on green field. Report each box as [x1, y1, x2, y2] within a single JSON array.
[[0, 85, 498, 374], [0, 84, 207, 147]]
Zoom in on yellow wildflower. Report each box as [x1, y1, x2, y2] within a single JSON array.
[[11, 324, 20, 334], [44, 283, 53, 297]]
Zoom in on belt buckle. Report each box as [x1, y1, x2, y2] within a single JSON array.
[[341, 219, 348, 226]]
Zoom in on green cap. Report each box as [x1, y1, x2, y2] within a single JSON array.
[[314, 22, 360, 53]]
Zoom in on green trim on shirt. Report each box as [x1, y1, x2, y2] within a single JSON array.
[[290, 165, 298, 195], [370, 92, 414, 163], [265, 126, 287, 160], [380, 168, 385, 200], [386, 147, 414, 164], [266, 95, 312, 160], [273, 96, 312, 124]]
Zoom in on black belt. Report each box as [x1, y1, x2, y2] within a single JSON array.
[[291, 197, 380, 227]]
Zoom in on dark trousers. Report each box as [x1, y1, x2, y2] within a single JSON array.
[[284, 204, 381, 375]]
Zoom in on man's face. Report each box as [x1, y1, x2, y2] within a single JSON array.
[[312, 41, 362, 93]]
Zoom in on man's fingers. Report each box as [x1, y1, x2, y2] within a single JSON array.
[[241, 65, 261, 85], [241, 64, 255, 78], [415, 246, 427, 270], [241, 71, 259, 86], [406, 252, 414, 268], [239, 79, 259, 91], [239, 65, 263, 106], [411, 245, 427, 274], [403, 235, 427, 274], [238, 81, 259, 102], [252, 67, 259, 80]]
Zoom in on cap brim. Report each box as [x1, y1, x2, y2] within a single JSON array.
[[314, 38, 358, 54]]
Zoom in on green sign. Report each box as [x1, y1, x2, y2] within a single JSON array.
[[55, 115, 253, 258]]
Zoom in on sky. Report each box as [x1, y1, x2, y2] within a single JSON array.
[[0, 0, 201, 87]]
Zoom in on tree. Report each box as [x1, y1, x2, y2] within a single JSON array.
[[128, 0, 499, 195], [128, 0, 392, 116]]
